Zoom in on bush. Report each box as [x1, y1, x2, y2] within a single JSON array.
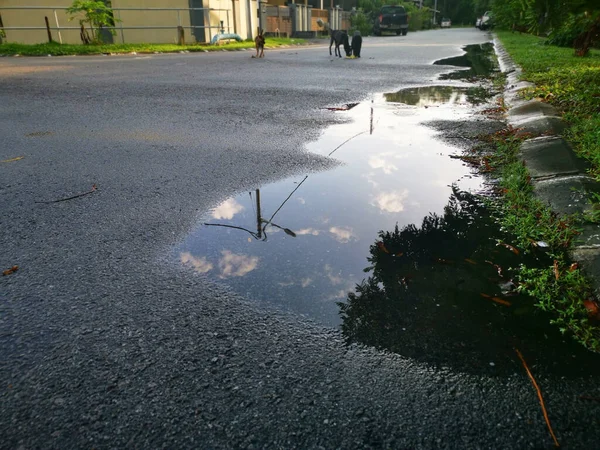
[[350, 10, 374, 36], [406, 5, 432, 31], [548, 12, 598, 48]]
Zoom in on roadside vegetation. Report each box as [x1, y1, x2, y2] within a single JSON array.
[[479, 123, 599, 351], [496, 31, 600, 179], [0, 38, 304, 57], [477, 32, 600, 351]]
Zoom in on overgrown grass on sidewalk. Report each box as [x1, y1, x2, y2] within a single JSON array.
[[485, 33, 600, 351], [495, 31, 600, 179], [481, 127, 599, 351], [0, 38, 305, 57]]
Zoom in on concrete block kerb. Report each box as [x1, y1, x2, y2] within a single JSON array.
[[519, 136, 589, 179], [493, 34, 600, 292], [533, 175, 599, 216], [508, 99, 559, 118]]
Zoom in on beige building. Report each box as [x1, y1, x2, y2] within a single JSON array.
[[0, 0, 260, 45]]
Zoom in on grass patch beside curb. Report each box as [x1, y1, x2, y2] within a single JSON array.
[[0, 38, 307, 57], [482, 127, 599, 351], [495, 31, 600, 180], [491, 32, 600, 351]]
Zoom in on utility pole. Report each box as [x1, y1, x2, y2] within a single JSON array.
[[255, 189, 262, 240], [433, 0, 437, 25]]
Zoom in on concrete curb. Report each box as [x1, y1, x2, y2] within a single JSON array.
[[493, 35, 600, 291]]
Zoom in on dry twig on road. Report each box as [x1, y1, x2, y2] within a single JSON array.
[[35, 184, 97, 204]]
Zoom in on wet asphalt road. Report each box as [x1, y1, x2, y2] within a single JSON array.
[[1, 28, 599, 449]]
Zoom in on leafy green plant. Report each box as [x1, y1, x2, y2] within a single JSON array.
[[350, 10, 373, 36], [67, 0, 119, 44], [518, 262, 600, 351]]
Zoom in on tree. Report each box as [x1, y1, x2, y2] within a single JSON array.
[[67, 0, 119, 44], [337, 188, 599, 375]]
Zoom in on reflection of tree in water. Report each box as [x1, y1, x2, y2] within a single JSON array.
[[339, 188, 600, 376], [434, 42, 497, 81], [384, 86, 492, 106]]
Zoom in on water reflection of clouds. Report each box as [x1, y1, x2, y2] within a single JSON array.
[[329, 226, 356, 243], [218, 250, 259, 278], [180, 252, 213, 274], [368, 155, 398, 174], [301, 277, 313, 288], [372, 190, 409, 213], [296, 228, 320, 236], [368, 152, 407, 175], [327, 289, 349, 300], [212, 198, 244, 220], [325, 264, 343, 285], [364, 172, 379, 188]]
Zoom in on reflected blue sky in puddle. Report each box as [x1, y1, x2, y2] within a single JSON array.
[[177, 91, 484, 325]]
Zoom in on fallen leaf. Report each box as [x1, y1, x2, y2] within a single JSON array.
[[394, 252, 404, 257], [583, 299, 599, 316], [464, 258, 477, 265], [491, 297, 512, 306], [569, 263, 579, 272], [480, 293, 492, 299], [1, 156, 24, 163], [498, 242, 519, 255], [483, 158, 492, 172], [553, 260, 560, 281], [2, 265, 19, 276]]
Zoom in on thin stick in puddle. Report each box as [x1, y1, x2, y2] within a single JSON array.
[[515, 348, 560, 447]]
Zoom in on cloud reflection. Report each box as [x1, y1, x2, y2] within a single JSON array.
[[372, 190, 409, 213], [219, 250, 258, 278], [301, 277, 313, 288], [180, 252, 213, 274], [368, 155, 398, 174], [296, 228, 320, 236], [325, 264, 343, 285], [329, 226, 356, 243], [212, 198, 244, 220]]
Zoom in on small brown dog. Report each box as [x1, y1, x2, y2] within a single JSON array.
[[253, 30, 265, 58]]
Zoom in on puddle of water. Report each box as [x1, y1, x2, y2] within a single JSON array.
[[177, 85, 600, 375], [339, 187, 600, 376], [434, 42, 498, 81], [384, 85, 492, 107], [175, 43, 600, 375], [177, 95, 482, 326]]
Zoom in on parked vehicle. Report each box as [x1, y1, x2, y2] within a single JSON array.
[[479, 11, 493, 30], [475, 17, 482, 28], [441, 18, 451, 28], [373, 5, 409, 36]]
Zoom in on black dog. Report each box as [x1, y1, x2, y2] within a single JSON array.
[[329, 30, 351, 58], [351, 31, 362, 58]]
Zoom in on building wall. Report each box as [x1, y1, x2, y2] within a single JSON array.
[[1, 0, 80, 45], [0, 0, 260, 45], [111, 0, 192, 44]]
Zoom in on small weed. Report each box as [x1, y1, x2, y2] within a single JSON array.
[[475, 122, 597, 351], [518, 262, 600, 351]]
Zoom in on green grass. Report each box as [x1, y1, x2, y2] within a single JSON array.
[[490, 32, 600, 351], [0, 38, 306, 57], [496, 31, 600, 180], [477, 126, 600, 351]]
